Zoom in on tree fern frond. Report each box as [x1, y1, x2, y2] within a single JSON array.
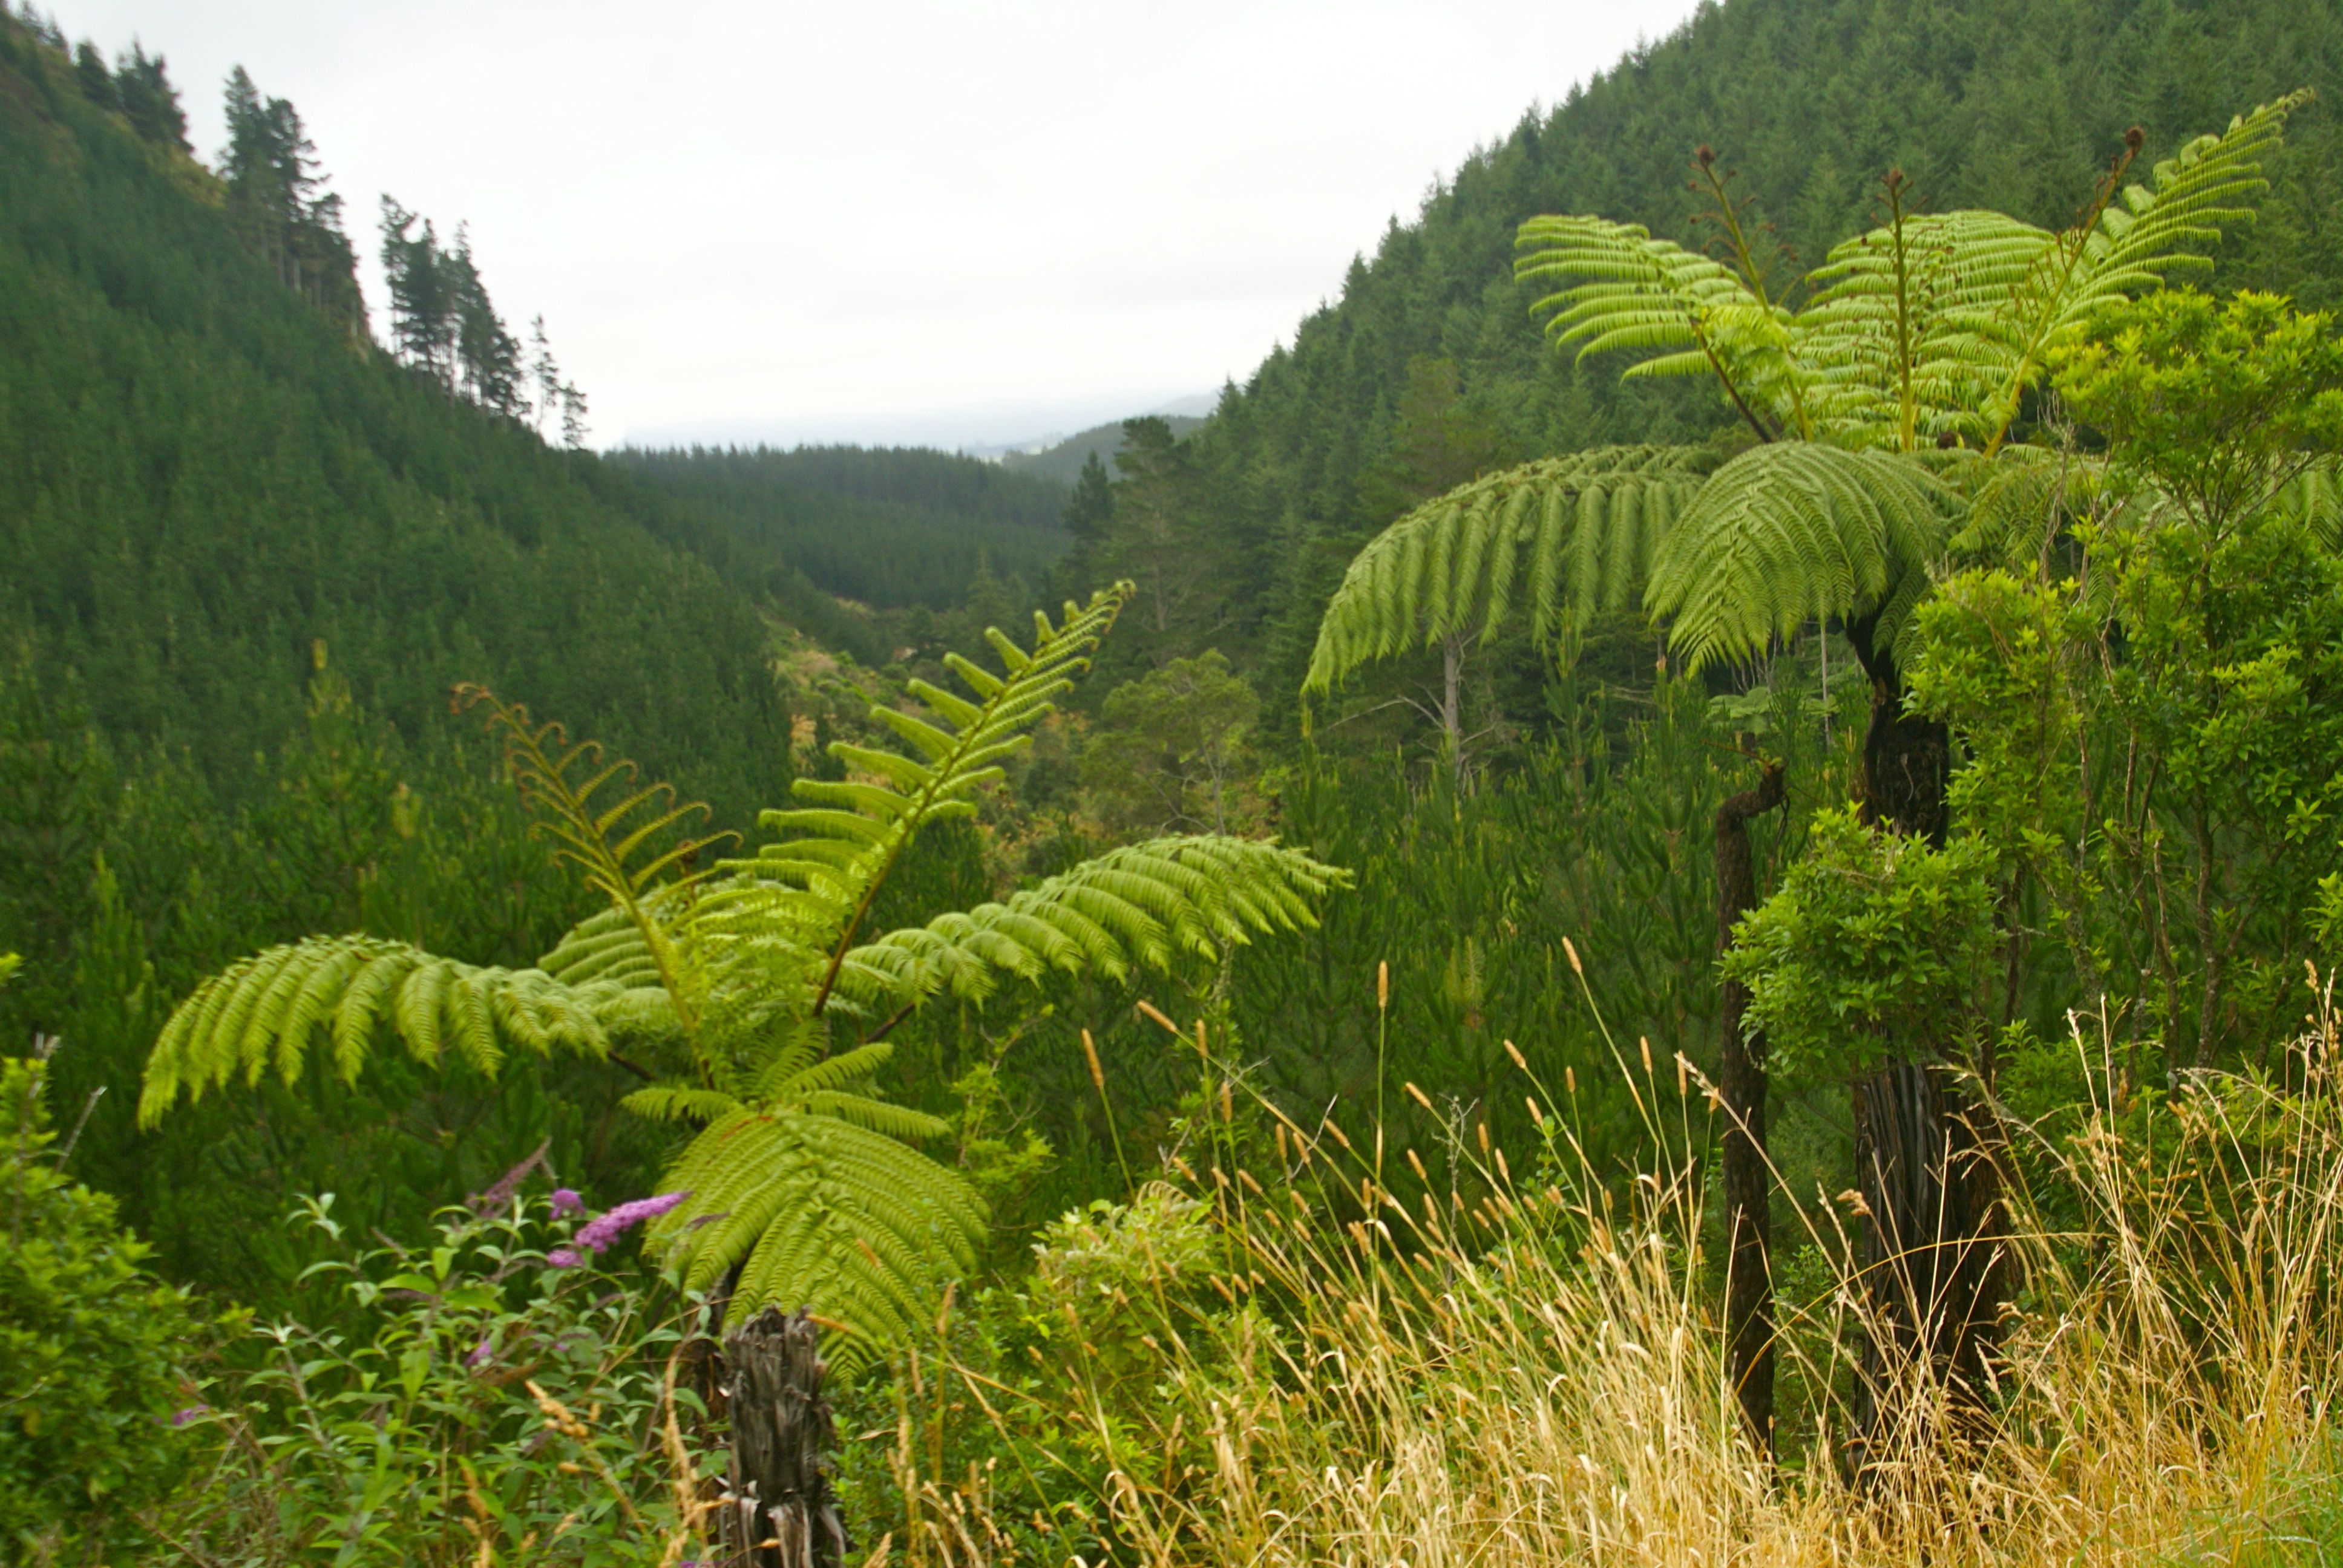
[[458, 686, 734, 1037], [833, 835, 1348, 1009], [1303, 446, 1719, 698], [2275, 462, 2343, 553], [1516, 217, 1807, 431], [617, 1083, 745, 1124], [1966, 94, 2305, 450], [735, 584, 1137, 1014], [139, 936, 611, 1126], [647, 1109, 985, 1336], [1645, 444, 1961, 672]]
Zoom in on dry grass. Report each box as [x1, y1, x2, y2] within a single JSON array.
[[901, 974, 2343, 1568]]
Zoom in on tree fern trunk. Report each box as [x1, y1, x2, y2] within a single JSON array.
[[1844, 1062, 2004, 1482], [1716, 759, 1785, 1459], [724, 1307, 849, 1568], [1858, 676, 1949, 845]]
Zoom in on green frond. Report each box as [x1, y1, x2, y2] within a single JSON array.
[[139, 936, 611, 1126], [1516, 217, 1804, 426], [457, 685, 734, 1036], [2275, 463, 2343, 554], [1303, 446, 1719, 696], [647, 1108, 986, 1338], [618, 1083, 745, 1123], [734, 583, 1138, 1014], [1645, 444, 1961, 673], [1967, 94, 2304, 448], [833, 835, 1349, 1009]]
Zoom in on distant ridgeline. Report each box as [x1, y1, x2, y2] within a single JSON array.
[[612, 444, 1070, 614], [0, 11, 802, 828], [1104, 0, 2343, 719]]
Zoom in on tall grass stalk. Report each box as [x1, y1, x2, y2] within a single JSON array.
[[901, 974, 2343, 1567]]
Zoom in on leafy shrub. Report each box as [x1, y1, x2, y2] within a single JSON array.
[[1, 1047, 207, 1563], [160, 1182, 714, 1566], [1724, 808, 2000, 1083]]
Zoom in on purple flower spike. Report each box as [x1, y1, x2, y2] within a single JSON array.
[[573, 1191, 690, 1254], [550, 1187, 585, 1218], [169, 1404, 211, 1428], [545, 1246, 585, 1269], [466, 1334, 495, 1369]]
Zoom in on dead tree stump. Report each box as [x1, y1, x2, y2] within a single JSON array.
[[724, 1307, 848, 1568]]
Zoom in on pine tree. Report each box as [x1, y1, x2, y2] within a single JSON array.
[[380, 197, 455, 388], [70, 41, 111, 110], [449, 227, 524, 416], [112, 42, 187, 152], [528, 315, 560, 436]]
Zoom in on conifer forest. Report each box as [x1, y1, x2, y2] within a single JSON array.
[[9, 0, 2343, 1561]]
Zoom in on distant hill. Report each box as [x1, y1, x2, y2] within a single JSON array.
[[0, 17, 790, 828], [1000, 414, 1209, 488], [611, 444, 1069, 610]]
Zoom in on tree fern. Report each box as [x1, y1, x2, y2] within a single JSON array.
[[1318, 99, 2300, 696], [1302, 445, 1718, 698], [143, 584, 1348, 1350]]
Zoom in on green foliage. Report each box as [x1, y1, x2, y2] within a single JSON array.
[[1302, 445, 1717, 697], [1725, 808, 2000, 1083], [645, 1038, 982, 1354], [1081, 651, 1263, 834], [2053, 288, 2343, 534], [1643, 442, 1960, 673], [1515, 93, 2299, 450], [1911, 292, 2343, 1068], [168, 1189, 711, 1566], [1, 1050, 207, 1562], [136, 935, 620, 1123]]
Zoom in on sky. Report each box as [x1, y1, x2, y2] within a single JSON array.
[[54, 0, 1704, 452]]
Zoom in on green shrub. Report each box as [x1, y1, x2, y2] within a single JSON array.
[[165, 1181, 715, 1565], [1, 1045, 206, 1563]]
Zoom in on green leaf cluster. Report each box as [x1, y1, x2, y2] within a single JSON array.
[[1, 1051, 208, 1561], [1723, 809, 2000, 1085]]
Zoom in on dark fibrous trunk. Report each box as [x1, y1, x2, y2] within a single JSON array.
[[1717, 757, 1786, 1457], [1859, 676, 1950, 846], [1844, 1062, 2005, 1483], [724, 1307, 849, 1568]]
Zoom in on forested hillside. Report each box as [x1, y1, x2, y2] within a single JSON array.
[[1090, 0, 2343, 720], [612, 443, 1068, 611], [0, 27, 792, 825]]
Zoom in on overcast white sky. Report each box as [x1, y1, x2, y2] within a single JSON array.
[[54, 0, 1702, 451]]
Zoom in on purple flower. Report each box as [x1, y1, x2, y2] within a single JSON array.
[[545, 1246, 585, 1270], [550, 1187, 585, 1218], [572, 1191, 690, 1254], [466, 1334, 496, 1369], [169, 1405, 211, 1428]]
